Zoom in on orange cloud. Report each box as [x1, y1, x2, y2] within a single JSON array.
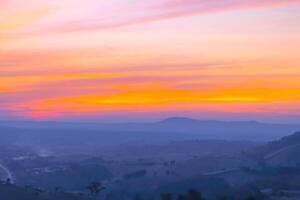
[[22, 87, 300, 116], [0, 85, 16, 93]]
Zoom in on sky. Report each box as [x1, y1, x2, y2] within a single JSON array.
[[1, 0, 300, 122]]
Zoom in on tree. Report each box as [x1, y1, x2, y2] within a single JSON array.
[[220, 196, 228, 200], [176, 194, 186, 200], [186, 189, 203, 200], [133, 194, 143, 200], [33, 188, 43, 199], [5, 178, 11, 185], [161, 193, 172, 200], [87, 181, 105, 196], [54, 186, 62, 193], [245, 196, 255, 200]]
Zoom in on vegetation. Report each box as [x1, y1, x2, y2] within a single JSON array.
[[86, 181, 105, 196]]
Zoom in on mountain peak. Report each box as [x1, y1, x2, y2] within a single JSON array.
[[160, 117, 200, 123]]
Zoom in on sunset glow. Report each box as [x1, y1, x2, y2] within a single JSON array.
[[1, 0, 300, 122]]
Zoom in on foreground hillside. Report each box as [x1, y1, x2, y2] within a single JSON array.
[[247, 132, 300, 167]]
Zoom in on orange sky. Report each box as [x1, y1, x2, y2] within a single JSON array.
[[1, 0, 300, 122]]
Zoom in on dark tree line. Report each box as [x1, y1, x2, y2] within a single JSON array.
[[160, 189, 204, 200], [158, 189, 256, 200]]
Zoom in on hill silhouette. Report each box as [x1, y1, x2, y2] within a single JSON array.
[[1, 118, 300, 146]]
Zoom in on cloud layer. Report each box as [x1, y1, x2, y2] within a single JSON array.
[[1, 0, 300, 121]]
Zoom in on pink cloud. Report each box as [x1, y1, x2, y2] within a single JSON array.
[[20, 0, 300, 34], [155, 0, 300, 9]]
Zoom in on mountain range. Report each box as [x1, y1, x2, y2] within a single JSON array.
[[1, 117, 300, 147]]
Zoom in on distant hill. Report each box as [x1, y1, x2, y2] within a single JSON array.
[[1, 118, 300, 149]]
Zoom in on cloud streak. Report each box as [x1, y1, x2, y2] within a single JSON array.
[[5, 0, 298, 34]]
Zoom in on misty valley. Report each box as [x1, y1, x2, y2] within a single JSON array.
[[0, 118, 300, 200]]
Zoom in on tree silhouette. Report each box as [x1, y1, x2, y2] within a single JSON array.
[[33, 188, 43, 199], [87, 181, 105, 196], [220, 196, 228, 200], [174, 189, 204, 200], [176, 194, 186, 200], [245, 195, 256, 200], [186, 189, 203, 200], [133, 194, 144, 200], [161, 193, 172, 200], [54, 186, 62, 193], [5, 178, 11, 185]]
